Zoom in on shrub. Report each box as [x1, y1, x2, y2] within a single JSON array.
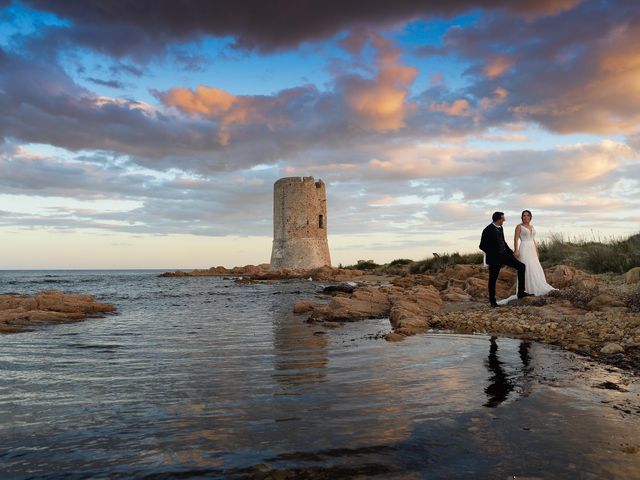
[[409, 252, 483, 274], [539, 232, 640, 274], [344, 260, 379, 270], [388, 258, 413, 267]]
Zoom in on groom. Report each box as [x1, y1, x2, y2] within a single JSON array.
[[479, 212, 529, 307]]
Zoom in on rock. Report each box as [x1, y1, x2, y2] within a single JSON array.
[[442, 286, 473, 302], [309, 286, 393, 322], [587, 294, 626, 311], [572, 276, 599, 292], [464, 277, 487, 299], [322, 283, 356, 294], [293, 300, 314, 314], [392, 275, 437, 289], [389, 285, 443, 333], [33, 291, 113, 314], [601, 342, 624, 354], [625, 267, 640, 284], [0, 291, 115, 334], [442, 265, 478, 281], [385, 332, 406, 342], [158, 269, 190, 277], [547, 264, 578, 289]]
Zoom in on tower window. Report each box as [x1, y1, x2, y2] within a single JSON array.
[[319, 215, 324, 228]]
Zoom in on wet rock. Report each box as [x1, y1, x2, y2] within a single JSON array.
[[159, 264, 366, 282], [293, 300, 314, 314], [322, 283, 356, 294], [309, 286, 394, 322], [385, 332, 406, 342], [0, 291, 115, 334], [601, 342, 624, 354]]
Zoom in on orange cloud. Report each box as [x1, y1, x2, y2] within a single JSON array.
[[162, 86, 236, 116], [160, 85, 300, 145], [483, 56, 514, 78], [343, 34, 418, 132]]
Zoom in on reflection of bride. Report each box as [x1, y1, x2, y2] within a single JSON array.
[[498, 210, 556, 305]]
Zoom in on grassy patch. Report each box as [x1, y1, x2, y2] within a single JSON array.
[[409, 252, 484, 274], [539, 232, 640, 274], [339, 232, 639, 276]]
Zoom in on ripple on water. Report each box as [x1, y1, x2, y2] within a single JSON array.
[[0, 271, 639, 479]]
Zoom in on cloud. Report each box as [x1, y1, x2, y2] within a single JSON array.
[[11, 0, 584, 58], [85, 77, 126, 89], [429, 98, 472, 117], [1, 135, 637, 242], [429, 1, 640, 134]]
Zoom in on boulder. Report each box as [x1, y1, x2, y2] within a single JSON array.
[[293, 300, 314, 314], [389, 285, 443, 334], [601, 342, 624, 354], [547, 264, 578, 289], [309, 286, 393, 322], [385, 332, 406, 342], [625, 267, 640, 284], [0, 291, 115, 334]]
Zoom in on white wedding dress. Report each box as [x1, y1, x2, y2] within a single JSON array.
[[497, 225, 556, 305]]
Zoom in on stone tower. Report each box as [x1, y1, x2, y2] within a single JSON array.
[[269, 176, 332, 271]]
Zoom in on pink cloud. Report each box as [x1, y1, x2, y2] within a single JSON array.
[[430, 98, 473, 117]]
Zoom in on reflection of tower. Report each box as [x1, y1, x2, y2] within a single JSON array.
[[269, 176, 332, 271]]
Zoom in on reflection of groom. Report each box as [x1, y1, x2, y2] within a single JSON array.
[[479, 211, 528, 307]]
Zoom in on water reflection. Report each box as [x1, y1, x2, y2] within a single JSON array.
[[271, 295, 328, 387], [484, 336, 531, 408], [1, 272, 639, 479]]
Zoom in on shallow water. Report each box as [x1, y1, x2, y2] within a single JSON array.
[[1, 271, 639, 479]]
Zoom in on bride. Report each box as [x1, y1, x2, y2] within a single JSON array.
[[498, 210, 556, 304]]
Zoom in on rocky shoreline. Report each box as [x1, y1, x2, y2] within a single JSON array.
[[159, 264, 370, 282], [0, 291, 115, 333], [292, 264, 640, 374]]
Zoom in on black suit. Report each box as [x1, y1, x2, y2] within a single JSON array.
[[479, 223, 526, 305]]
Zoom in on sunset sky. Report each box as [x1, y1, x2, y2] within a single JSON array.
[[1, 0, 639, 269]]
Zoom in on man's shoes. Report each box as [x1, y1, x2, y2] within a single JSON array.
[[517, 292, 533, 299], [490, 302, 500, 308]]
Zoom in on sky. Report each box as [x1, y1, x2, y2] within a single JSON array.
[[0, 0, 639, 269]]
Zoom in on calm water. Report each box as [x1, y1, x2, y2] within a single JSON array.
[[1, 270, 639, 479]]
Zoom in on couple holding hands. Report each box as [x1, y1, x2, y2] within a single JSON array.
[[480, 210, 556, 308]]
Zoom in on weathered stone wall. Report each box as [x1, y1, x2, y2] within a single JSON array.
[[269, 176, 332, 271]]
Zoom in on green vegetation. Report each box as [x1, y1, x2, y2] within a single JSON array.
[[408, 252, 484, 274], [346, 260, 380, 270], [538, 232, 640, 274], [340, 232, 640, 276]]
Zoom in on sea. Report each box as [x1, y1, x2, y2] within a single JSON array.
[[0, 270, 639, 479]]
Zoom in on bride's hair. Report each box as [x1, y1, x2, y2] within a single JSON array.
[[521, 209, 532, 220]]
